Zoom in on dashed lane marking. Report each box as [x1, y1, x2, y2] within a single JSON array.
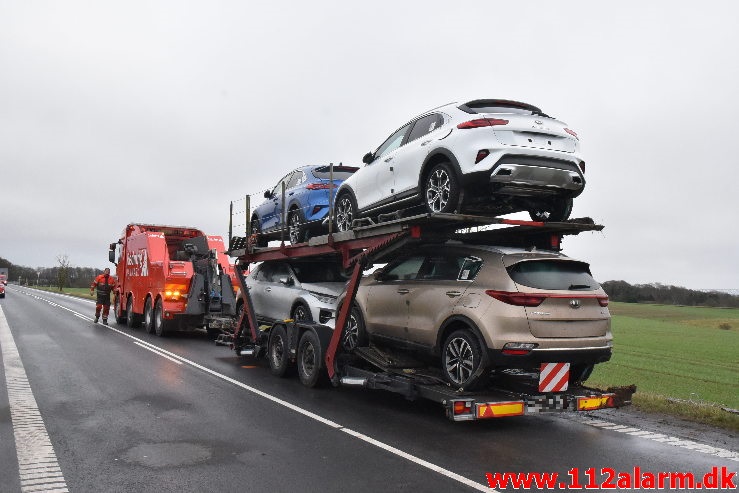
[[0, 305, 69, 493]]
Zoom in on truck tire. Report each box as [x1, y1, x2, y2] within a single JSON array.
[[268, 325, 292, 377], [126, 296, 141, 329], [441, 329, 489, 391], [153, 299, 169, 337], [297, 330, 324, 388], [143, 297, 154, 334], [114, 293, 127, 324]]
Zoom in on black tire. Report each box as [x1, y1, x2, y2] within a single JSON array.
[[291, 302, 313, 322], [528, 197, 573, 222], [250, 216, 269, 248], [287, 208, 307, 245], [206, 326, 220, 340], [442, 329, 489, 390], [126, 296, 141, 329], [334, 192, 357, 232], [153, 298, 169, 337], [297, 330, 324, 387], [424, 162, 460, 214], [114, 293, 126, 324], [143, 297, 154, 334], [342, 305, 368, 351], [569, 363, 594, 385], [268, 325, 292, 377]]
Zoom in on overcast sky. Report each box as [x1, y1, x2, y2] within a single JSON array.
[[1, 1, 738, 290]]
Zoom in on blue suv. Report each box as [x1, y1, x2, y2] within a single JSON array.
[[251, 165, 358, 245]]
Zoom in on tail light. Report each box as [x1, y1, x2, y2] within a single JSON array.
[[164, 283, 189, 301], [578, 161, 585, 173], [564, 128, 579, 139], [486, 290, 545, 307], [457, 118, 509, 129], [306, 183, 336, 190], [597, 296, 609, 307], [502, 342, 538, 355]]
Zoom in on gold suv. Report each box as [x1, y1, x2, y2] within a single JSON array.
[[343, 242, 612, 390]]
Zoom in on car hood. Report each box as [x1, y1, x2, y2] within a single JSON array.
[[300, 282, 345, 297]]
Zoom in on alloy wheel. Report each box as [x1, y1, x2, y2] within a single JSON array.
[[444, 336, 475, 385], [426, 168, 451, 212]]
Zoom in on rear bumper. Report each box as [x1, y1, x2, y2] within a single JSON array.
[[488, 345, 612, 368]]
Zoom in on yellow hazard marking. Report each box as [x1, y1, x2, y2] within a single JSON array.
[[577, 396, 610, 411], [476, 401, 525, 418]]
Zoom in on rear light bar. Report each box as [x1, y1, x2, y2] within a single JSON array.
[[564, 128, 579, 139], [486, 290, 609, 307], [305, 183, 336, 190], [502, 342, 538, 355], [457, 118, 509, 129]]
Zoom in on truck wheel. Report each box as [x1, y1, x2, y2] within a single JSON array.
[[297, 330, 324, 388], [342, 305, 368, 351], [442, 329, 489, 390], [114, 293, 127, 324], [153, 299, 169, 337], [528, 197, 573, 222], [291, 302, 312, 323], [126, 296, 141, 329], [424, 162, 459, 214], [268, 325, 293, 377], [288, 209, 307, 245], [251, 217, 268, 248], [334, 192, 357, 232], [143, 297, 154, 334]]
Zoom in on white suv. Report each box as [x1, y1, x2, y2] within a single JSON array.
[[334, 99, 585, 231]]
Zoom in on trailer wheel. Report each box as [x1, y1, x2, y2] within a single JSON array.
[[334, 192, 357, 232], [268, 325, 292, 377], [114, 293, 127, 324], [143, 297, 154, 334], [297, 330, 324, 387], [126, 296, 141, 329], [342, 305, 368, 351], [153, 299, 169, 337], [424, 162, 459, 214], [291, 302, 312, 323], [442, 329, 489, 390], [528, 197, 573, 222]]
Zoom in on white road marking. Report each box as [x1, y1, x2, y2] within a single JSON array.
[[14, 288, 496, 492], [133, 341, 183, 364], [0, 305, 69, 493]]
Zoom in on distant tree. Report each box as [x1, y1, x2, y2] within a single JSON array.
[[56, 254, 71, 291]]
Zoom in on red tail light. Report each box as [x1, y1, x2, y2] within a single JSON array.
[[457, 118, 509, 129], [306, 183, 335, 190], [597, 296, 609, 307], [578, 161, 585, 173], [486, 290, 545, 307], [564, 128, 579, 139]]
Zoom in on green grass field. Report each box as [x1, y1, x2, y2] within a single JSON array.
[[34, 286, 97, 300], [587, 302, 739, 429]]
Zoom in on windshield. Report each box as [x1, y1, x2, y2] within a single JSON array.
[[291, 262, 349, 283], [507, 260, 599, 291]]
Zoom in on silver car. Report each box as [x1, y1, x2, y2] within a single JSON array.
[[246, 260, 348, 327]]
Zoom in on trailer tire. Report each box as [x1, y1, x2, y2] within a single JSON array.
[[291, 302, 312, 323], [442, 329, 489, 391], [114, 293, 126, 324], [268, 325, 292, 377], [153, 299, 169, 337], [297, 330, 324, 388], [143, 296, 154, 334], [342, 305, 368, 351], [126, 296, 141, 329]]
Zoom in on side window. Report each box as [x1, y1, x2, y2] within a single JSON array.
[[407, 114, 443, 143], [272, 173, 292, 196], [419, 254, 462, 281], [375, 123, 412, 159], [458, 256, 483, 281], [286, 171, 303, 189], [381, 255, 425, 281], [254, 264, 270, 281], [267, 263, 291, 283]]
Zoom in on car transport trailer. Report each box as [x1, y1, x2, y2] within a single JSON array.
[[222, 213, 634, 421]]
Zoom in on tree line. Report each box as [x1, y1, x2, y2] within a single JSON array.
[[0, 256, 104, 290], [602, 280, 739, 308]]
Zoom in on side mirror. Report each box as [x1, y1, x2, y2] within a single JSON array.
[[278, 276, 294, 286], [108, 249, 116, 265], [362, 152, 374, 165], [373, 270, 384, 282], [264, 190, 272, 199]]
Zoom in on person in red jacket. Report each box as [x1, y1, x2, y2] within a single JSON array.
[[90, 268, 116, 324]]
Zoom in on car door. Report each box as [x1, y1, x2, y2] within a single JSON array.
[[262, 173, 293, 231], [391, 114, 446, 198], [363, 255, 425, 338], [260, 262, 298, 320], [354, 123, 412, 210]]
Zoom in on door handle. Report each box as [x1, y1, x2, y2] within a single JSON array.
[[384, 156, 393, 163], [420, 140, 431, 146], [397, 289, 410, 294], [445, 291, 462, 298], [265, 287, 272, 292]]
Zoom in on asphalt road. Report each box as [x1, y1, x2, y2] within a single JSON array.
[[1, 285, 736, 492]]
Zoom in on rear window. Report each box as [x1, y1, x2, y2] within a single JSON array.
[[312, 166, 359, 181], [507, 260, 599, 291]]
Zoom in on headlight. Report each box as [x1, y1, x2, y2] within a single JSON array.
[[308, 291, 337, 304]]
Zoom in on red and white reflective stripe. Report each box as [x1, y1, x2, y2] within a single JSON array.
[[539, 362, 570, 392]]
